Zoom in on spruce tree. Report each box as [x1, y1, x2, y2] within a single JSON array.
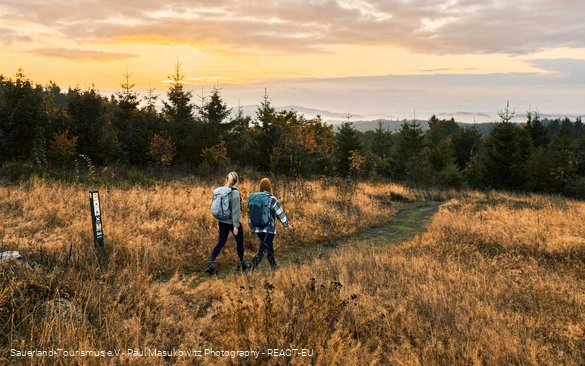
[[391, 117, 424, 179], [0, 69, 50, 163], [525, 111, 550, 148], [227, 104, 255, 167], [254, 90, 278, 171], [121, 82, 162, 166], [554, 118, 573, 153], [451, 126, 482, 170], [433, 118, 460, 139], [113, 71, 142, 164], [143, 81, 158, 114], [67, 86, 121, 164], [196, 86, 232, 157], [116, 71, 139, 114], [575, 128, 585, 177], [547, 118, 560, 136], [371, 120, 393, 159], [424, 123, 455, 172], [335, 116, 363, 177], [480, 103, 532, 189], [551, 118, 575, 179], [198, 86, 231, 127], [428, 114, 439, 129], [575, 116, 583, 141], [162, 61, 195, 162], [162, 62, 194, 126]]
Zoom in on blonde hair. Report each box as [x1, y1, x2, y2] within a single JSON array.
[[225, 171, 239, 187]]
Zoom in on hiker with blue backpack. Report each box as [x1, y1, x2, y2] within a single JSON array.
[[246, 178, 292, 272], [207, 172, 248, 274]]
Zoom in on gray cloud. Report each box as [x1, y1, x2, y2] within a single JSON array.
[[29, 48, 139, 61], [0, 25, 33, 45], [1, 0, 584, 55], [527, 58, 585, 82]]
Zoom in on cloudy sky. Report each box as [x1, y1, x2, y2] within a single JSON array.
[[1, 0, 584, 119]]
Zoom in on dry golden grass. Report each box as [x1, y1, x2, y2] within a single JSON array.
[[0, 177, 406, 275], [1, 179, 584, 365]]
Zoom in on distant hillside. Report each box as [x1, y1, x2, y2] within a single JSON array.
[[237, 104, 395, 121], [329, 119, 429, 133], [329, 119, 525, 136], [328, 119, 509, 136], [438, 111, 492, 119], [234, 104, 581, 135]]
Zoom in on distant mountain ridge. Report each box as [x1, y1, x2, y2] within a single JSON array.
[[238, 104, 395, 121], [437, 111, 492, 118], [234, 104, 583, 132]]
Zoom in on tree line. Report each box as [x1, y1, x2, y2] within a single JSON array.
[[1, 66, 584, 197]]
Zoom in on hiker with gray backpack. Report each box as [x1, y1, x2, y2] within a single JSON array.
[[246, 178, 292, 272], [206, 172, 248, 274]]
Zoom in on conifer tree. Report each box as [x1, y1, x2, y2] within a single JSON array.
[[371, 120, 393, 159], [0, 69, 50, 163], [369, 120, 393, 176], [335, 114, 363, 176], [196, 86, 232, 154], [198, 86, 231, 126], [162, 61, 195, 162], [67, 85, 121, 164], [391, 117, 424, 179], [227, 103, 255, 167], [525, 111, 550, 148], [428, 114, 439, 129], [551, 117, 575, 178], [480, 102, 532, 189], [574, 116, 583, 141], [116, 70, 139, 113], [254, 90, 278, 171], [451, 125, 482, 170], [162, 61, 194, 127]]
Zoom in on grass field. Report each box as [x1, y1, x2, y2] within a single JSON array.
[[1, 178, 584, 365]]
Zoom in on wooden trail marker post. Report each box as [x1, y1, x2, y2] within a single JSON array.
[[89, 190, 104, 249]]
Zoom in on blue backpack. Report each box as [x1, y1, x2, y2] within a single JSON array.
[[248, 192, 271, 228]]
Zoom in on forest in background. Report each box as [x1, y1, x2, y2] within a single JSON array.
[[1, 65, 585, 197]]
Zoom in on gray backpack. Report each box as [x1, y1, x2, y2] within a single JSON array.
[[211, 187, 236, 221]]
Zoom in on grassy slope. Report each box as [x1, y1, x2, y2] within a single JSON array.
[[2, 181, 584, 365]]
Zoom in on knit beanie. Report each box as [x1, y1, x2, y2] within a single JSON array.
[[260, 178, 272, 194]]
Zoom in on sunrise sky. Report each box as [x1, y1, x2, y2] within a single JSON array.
[[1, 0, 584, 118]]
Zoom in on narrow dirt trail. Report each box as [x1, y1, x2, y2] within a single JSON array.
[[163, 201, 443, 286], [276, 200, 442, 268]]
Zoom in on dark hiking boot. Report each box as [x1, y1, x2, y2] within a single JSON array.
[[237, 259, 249, 272], [244, 263, 254, 274], [205, 262, 218, 275], [268, 256, 278, 271]]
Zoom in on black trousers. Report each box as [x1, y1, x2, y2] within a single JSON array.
[[250, 233, 277, 269], [209, 222, 244, 262]]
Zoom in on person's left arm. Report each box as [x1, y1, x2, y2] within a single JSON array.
[[273, 198, 289, 227], [231, 189, 241, 229]]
